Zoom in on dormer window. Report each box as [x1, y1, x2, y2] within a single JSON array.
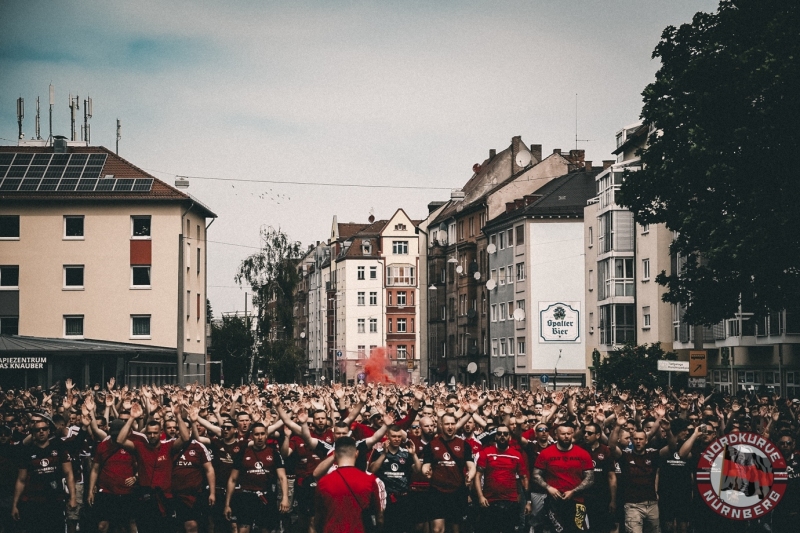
[[394, 223, 407, 231]]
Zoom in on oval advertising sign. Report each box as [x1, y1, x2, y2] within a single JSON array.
[[695, 432, 787, 521]]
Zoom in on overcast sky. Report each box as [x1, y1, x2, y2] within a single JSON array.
[[1, 0, 718, 315]]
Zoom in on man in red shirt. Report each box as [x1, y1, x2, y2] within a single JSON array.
[[315, 436, 383, 533], [532, 423, 593, 532], [172, 438, 215, 533], [117, 402, 191, 532], [87, 419, 137, 533], [225, 422, 290, 533], [474, 424, 530, 533], [421, 413, 475, 533]]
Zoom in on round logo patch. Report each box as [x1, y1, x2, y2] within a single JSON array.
[[695, 432, 787, 520]]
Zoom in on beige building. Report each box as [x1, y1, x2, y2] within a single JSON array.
[[0, 141, 216, 387]]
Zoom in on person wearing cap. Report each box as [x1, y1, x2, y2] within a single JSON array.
[[87, 418, 138, 533], [11, 417, 77, 533]]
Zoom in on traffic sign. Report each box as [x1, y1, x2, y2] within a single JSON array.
[[540, 374, 549, 383], [688, 377, 706, 389], [657, 360, 689, 372], [336, 351, 343, 358], [357, 372, 366, 381], [689, 350, 707, 377]]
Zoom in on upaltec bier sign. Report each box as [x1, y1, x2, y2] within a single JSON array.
[[539, 302, 580, 342]]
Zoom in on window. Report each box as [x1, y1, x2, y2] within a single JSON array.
[[187, 290, 191, 319], [490, 269, 497, 285], [469, 217, 474, 237], [508, 301, 514, 319], [131, 216, 151, 238], [397, 318, 407, 332], [643, 306, 651, 328], [393, 241, 409, 254], [357, 266, 365, 280], [598, 258, 634, 299], [642, 258, 651, 281], [499, 268, 505, 286], [448, 222, 456, 244], [499, 303, 507, 321], [370, 266, 377, 279], [588, 269, 594, 291], [358, 292, 365, 306], [507, 229, 513, 247], [0, 216, 20, 239], [458, 221, 464, 241], [397, 345, 407, 359], [387, 292, 393, 306], [64, 216, 84, 239], [132, 266, 151, 288], [411, 318, 415, 332], [500, 338, 507, 356], [515, 225, 524, 246], [599, 304, 635, 345], [508, 337, 515, 355], [64, 265, 84, 289], [490, 234, 497, 249], [386, 265, 415, 286], [397, 291, 407, 306], [516, 262, 525, 282], [642, 223, 650, 234], [0, 316, 19, 335], [491, 304, 497, 322], [491, 339, 498, 356], [517, 337, 525, 355], [589, 312, 594, 333], [441, 305, 446, 320], [64, 315, 84, 338], [598, 211, 634, 253], [358, 345, 366, 357], [197, 248, 201, 274], [388, 318, 393, 332], [507, 265, 514, 284], [131, 315, 151, 338], [516, 300, 525, 317], [588, 226, 593, 247], [369, 292, 377, 305], [499, 231, 506, 250], [0, 266, 19, 288], [358, 319, 366, 333], [369, 318, 377, 333]]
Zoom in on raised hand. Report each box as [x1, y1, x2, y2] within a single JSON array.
[[65, 378, 74, 391], [130, 402, 144, 419], [107, 377, 115, 390]]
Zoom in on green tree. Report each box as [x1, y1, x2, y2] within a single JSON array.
[[209, 315, 253, 385], [592, 343, 681, 391], [618, 0, 800, 325], [235, 226, 304, 382]]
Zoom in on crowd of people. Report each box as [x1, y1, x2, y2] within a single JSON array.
[[0, 378, 798, 533]]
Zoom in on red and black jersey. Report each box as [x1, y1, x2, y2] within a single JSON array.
[[580, 443, 614, 497], [233, 444, 285, 492], [422, 436, 473, 494], [94, 437, 137, 495], [407, 435, 431, 492], [130, 432, 181, 496], [208, 437, 245, 490], [464, 435, 483, 457], [533, 444, 593, 503], [618, 448, 660, 504], [477, 445, 527, 502], [291, 429, 333, 481], [172, 440, 212, 494], [19, 440, 71, 502], [351, 422, 377, 442]]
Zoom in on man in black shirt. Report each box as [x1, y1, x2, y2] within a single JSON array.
[[369, 425, 421, 533], [771, 432, 800, 531]]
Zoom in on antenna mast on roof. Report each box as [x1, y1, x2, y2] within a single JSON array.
[[69, 93, 80, 141], [48, 85, 54, 145], [82, 96, 92, 144], [35, 96, 42, 140], [16, 97, 24, 139], [575, 93, 591, 150], [116, 119, 121, 155]]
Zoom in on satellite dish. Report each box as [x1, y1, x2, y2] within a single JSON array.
[[474, 271, 481, 280], [467, 362, 477, 374], [513, 308, 525, 321], [515, 149, 532, 168], [456, 265, 463, 274], [486, 279, 496, 290], [300, 331, 306, 338], [493, 367, 505, 377], [487, 243, 496, 254]]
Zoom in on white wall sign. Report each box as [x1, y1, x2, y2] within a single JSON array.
[[539, 302, 580, 342]]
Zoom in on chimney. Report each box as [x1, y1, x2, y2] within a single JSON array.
[[553, 148, 561, 155], [569, 149, 585, 165], [489, 149, 496, 160], [506, 202, 517, 213], [53, 135, 68, 153], [603, 160, 615, 170], [514, 198, 525, 209], [530, 144, 542, 163], [524, 194, 541, 206], [511, 135, 524, 174], [584, 161, 592, 171]]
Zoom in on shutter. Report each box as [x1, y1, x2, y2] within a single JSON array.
[[614, 211, 634, 251]]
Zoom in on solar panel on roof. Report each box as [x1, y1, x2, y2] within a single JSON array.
[[57, 178, 79, 191], [19, 178, 41, 191], [132, 178, 154, 192], [62, 166, 84, 178], [83, 166, 103, 179], [0, 166, 8, 178], [26, 166, 46, 178], [44, 166, 65, 179], [51, 154, 70, 165], [88, 154, 106, 165], [70, 154, 88, 165], [0, 178, 21, 191], [12, 154, 33, 165], [0, 154, 14, 165], [95, 179, 114, 191], [114, 179, 135, 191], [77, 179, 98, 191], [39, 178, 59, 191], [7, 166, 27, 178], [32, 154, 52, 165]]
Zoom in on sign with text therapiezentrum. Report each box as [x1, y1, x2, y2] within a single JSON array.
[[657, 360, 690, 372], [539, 302, 580, 343]]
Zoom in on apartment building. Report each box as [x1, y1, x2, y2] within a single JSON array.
[[0, 141, 216, 387]]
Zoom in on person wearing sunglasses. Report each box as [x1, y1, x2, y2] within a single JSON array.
[[580, 423, 616, 533], [11, 420, 77, 533], [474, 425, 530, 533], [520, 423, 551, 532]]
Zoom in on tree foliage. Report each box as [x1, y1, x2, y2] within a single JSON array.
[[617, 0, 800, 325], [592, 343, 681, 391], [235, 226, 304, 382], [209, 315, 253, 386]]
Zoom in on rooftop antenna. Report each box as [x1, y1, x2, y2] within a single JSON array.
[[69, 92, 80, 141], [575, 93, 591, 150], [48, 84, 54, 145], [81, 95, 92, 144], [35, 97, 42, 140], [16, 97, 24, 139], [116, 118, 121, 155]]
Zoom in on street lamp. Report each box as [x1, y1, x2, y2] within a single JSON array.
[[554, 349, 562, 391]]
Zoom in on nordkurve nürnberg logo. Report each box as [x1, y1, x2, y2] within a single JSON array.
[[695, 432, 787, 520]]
